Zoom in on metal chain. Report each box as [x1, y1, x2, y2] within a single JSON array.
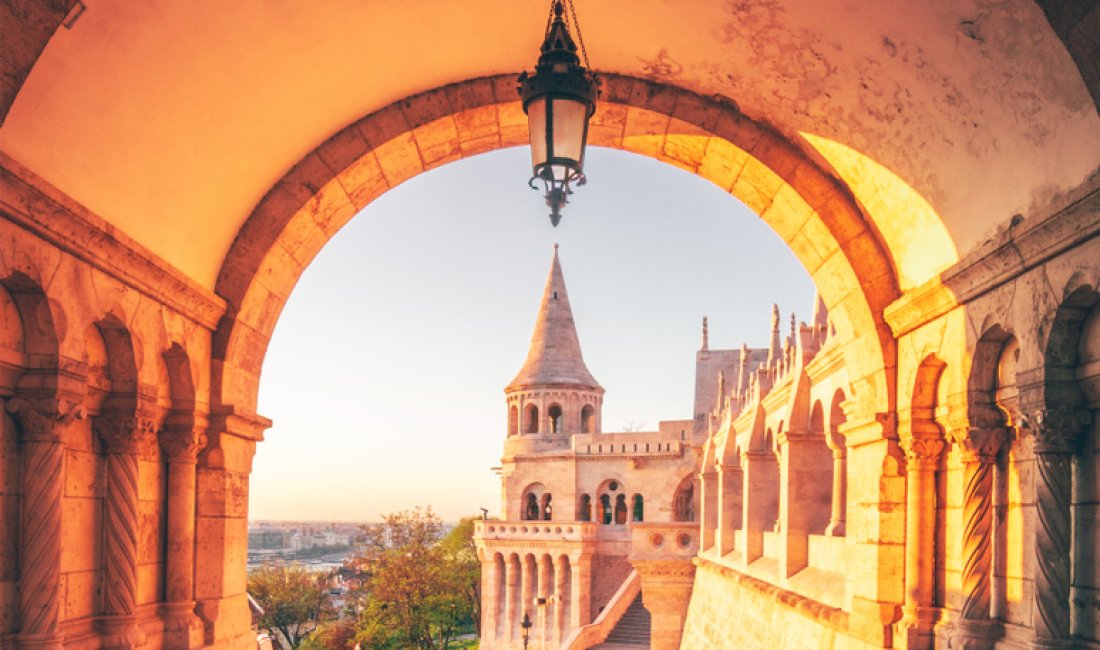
[[566, 0, 591, 69]]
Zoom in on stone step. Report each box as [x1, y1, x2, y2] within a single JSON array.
[[597, 593, 651, 647]]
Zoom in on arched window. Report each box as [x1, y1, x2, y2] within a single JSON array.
[[508, 405, 519, 436], [524, 404, 539, 434], [673, 479, 696, 522], [578, 494, 592, 521], [632, 494, 644, 522], [581, 404, 594, 433], [614, 494, 628, 524], [548, 403, 563, 433], [524, 493, 540, 521], [599, 494, 612, 525], [541, 493, 553, 521]]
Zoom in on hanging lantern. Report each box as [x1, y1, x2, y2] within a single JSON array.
[[518, 0, 599, 227]]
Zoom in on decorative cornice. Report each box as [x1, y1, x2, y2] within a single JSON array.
[[207, 404, 272, 442], [0, 151, 227, 330], [885, 178, 1100, 338]]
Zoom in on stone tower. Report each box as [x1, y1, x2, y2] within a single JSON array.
[[504, 245, 604, 452]]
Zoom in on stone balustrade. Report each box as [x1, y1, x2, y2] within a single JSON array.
[[475, 520, 598, 543]]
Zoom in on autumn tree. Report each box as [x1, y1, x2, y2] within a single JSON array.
[[248, 564, 334, 649], [352, 508, 480, 650]]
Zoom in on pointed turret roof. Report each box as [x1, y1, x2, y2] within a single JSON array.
[[507, 245, 602, 392]]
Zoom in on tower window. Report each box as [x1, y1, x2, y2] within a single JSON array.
[[548, 403, 563, 433], [524, 404, 539, 434], [581, 404, 594, 433]]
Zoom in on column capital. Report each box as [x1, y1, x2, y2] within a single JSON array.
[[899, 435, 945, 470], [948, 426, 1008, 464], [6, 396, 84, 443], [93, 405, 159, 454], [1024, 405, 1092, 454], [161, 411, 209, 463]]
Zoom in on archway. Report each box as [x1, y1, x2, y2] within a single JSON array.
[[211, 74, 901, 424]]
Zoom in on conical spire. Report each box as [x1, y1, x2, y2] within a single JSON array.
[[507, 245, 602, 391]]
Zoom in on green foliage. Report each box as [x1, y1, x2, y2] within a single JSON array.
[[248, 564, 335, 649], [350, 508, 481, 650]]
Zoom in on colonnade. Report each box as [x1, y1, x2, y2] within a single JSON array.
[[480, 550, 593, 649]]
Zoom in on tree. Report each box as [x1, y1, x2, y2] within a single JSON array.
[[438, 517, 481, 637], [352, 508, 481, 650], [248, 564, 334, 649]]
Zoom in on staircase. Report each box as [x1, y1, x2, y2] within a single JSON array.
[[591, 593, 651, 649]]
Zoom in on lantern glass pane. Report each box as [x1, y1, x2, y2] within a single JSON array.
[[550, 98, 587, 164], [527, 97, 548, 168]]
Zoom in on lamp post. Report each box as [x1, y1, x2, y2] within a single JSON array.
[[521, 611, 533, 650], [518, 0, 599, 227]]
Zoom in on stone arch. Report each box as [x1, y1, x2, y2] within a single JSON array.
[[899, 354, 948, 639], [210, 74, 901, 429], [508, 404, 519, 436], [524, 403, 539, 434], [672, 474, 696, 523], [580, 404, 594, 434]]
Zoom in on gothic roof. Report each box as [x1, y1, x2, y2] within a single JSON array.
[[507, 246, 602, 393]]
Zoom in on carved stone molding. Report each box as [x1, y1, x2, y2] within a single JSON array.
[[949, 426, 1008, 464], [1025, 406, 1092, 454], [93, 409, 159, 455], [161, 412, 208, 463], [899, 436, 945, 470], [5, 396, 84, 442]]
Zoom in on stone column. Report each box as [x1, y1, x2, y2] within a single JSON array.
[[1028, 406, 1090, 649], [160, 412, 207, 649], [898, 427, 945, 650], [740, 450, 776, 563], [7, 397, 82, 650], [520, 555, 535, 638], [193, 407, 269, 647], [569, 553, 592, 629], [481, 552, 500, 644], [715, 462, 742, 556], [504, 554, 519, 640], [698, 468, 717, 550], [948, 424, 1007, 648], [537, 555, 551, 648], [553, 555, 567, 643], [94, 406, 158, 650], [824, 430, 846, 536]]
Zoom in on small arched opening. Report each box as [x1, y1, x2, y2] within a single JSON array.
[[524, 404, 539, 434], [508, 405, 519, 436], [548, 403, 563, 434], [632, 494, 644, 522], [578, 494, 592, 522], [581, 405, 594, 434]]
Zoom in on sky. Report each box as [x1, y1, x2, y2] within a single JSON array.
[[249, 146, 816, 523]]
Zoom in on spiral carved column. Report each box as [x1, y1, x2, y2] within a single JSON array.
[[7, 397, 81, 650], [898, 430, 945, 650], [950, 424, 1007, 648], [94, 409, 158, 650], [160, 412, 207, 648], [1028, 406, 1090, 649]]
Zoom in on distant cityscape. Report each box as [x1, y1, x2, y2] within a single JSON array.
[[247, 520, 460, 571], [247, 521, 365, 572]]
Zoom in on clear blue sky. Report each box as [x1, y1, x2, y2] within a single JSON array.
[[249, 146, 816, 522]]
